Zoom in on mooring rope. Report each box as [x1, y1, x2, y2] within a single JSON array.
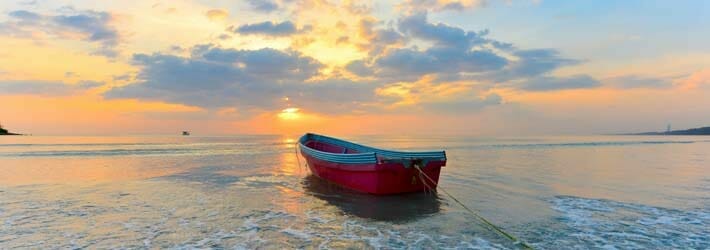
[[293, 141, 306, 175], [294, 142, 301, 170], [419, 169, 434, 195], [413, 165, 533, 249]]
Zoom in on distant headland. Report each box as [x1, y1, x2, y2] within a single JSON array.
[[627, 126, 710, 135], [0, 123, 22, 135]]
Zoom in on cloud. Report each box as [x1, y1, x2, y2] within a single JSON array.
[[19, 0, 38, 5], [349, 48, 504, 84], [376, 47, 507, 78], [345, 60, 374, 76], [233, 21, 310, 36], [357, 18, 408, 55], [105, 44, 378, 114], [293, 78, 379, 114], [247, 0, 280, 13], [678, 69, 710, 89], [0, 80, 103, 96], [398, 0, 541, 12], [348, 12, 509, 81], [604, 75, 674, 89], [505, 49, 580, 79], [0, 9, 121, 57], [425, 93, 502, 113], [205, 9, 229, 21], [399, 0, 488, 12], [336, 36, 349, 44], [519, 75, 600, 91], [8, 10, 41, 21], [345, 12, 596, 95], [398, 12, 487, 48], [112, 74, 132, 81]]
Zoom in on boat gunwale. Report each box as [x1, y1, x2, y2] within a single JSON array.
[[298, 133, 446, 165]]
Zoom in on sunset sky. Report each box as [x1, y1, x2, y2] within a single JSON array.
[[0, 0, 708, 135]]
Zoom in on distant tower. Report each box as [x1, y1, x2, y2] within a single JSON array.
[[666, 123, 671, 133]]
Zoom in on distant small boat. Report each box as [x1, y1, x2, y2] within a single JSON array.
[[298, 133, 446, 195], [182, 131, 190, 136]]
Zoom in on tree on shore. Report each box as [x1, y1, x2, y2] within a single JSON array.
[[0, 122, 7, 134]]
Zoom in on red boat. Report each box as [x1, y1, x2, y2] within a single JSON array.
[[298, 133, 447, 195]]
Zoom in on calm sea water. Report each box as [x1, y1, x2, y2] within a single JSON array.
[[0, 135, 708, 249]]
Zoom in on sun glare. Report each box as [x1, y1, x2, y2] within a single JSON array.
[[278, 107, 301, 120]]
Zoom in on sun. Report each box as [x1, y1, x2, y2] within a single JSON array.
[[278, 107, 301, 120]]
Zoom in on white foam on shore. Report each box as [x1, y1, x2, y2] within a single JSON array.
[[549, 196, 710, 249], [218, 209, 509, 249]]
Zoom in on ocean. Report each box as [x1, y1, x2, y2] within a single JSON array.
[[0, 135, 708, 249]]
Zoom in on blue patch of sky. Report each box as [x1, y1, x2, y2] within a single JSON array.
[[431, 0, 710, 64]]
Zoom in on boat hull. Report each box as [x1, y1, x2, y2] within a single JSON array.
[[302, 153, 445, 195]]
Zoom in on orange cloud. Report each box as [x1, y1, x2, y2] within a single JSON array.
[[678, 69, 710, 90], [205, 9, 229, 21]]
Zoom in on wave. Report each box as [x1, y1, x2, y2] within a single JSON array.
[[544, 195, 710, 249]]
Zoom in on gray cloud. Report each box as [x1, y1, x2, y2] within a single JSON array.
[[19, 0, 39, 5], [357, 18, 408, 56], [247, 0, 280, 13], [1, 9, 120, 57], [348, 12, 509, 83], [519, 75, 600, 91], [112, 74, 131, 81], [605, 75, 674, 89], [104, 45, 379, 114], [0, 80, 103, 96], [345, 60, 374, 76], [424, 93, 502, 113], [293, 78, 379, 114], [8, 10, 41, 21], [478, 48, 583, 84], [366, 47, 507, 82], [506, 49, 580, 79], [399, 0, 488, 12], [345, 12, 597, 93], [234, 21, 309, 36], [398, 12, 487, 48]]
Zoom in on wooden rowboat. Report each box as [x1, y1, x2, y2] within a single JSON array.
[[298, 133, 446, 195]]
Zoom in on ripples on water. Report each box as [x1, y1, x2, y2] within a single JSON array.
[[0, 135, 708, 249]]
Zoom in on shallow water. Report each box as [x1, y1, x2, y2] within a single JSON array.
[[0, 135, 708, 249]]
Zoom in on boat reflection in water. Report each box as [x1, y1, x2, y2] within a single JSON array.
[[301, 175, 443, 222]]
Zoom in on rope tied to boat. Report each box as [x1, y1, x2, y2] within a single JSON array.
[[413, 164, 534, 250], [294, 141, 308, 175], [295, 142, 301, 176]]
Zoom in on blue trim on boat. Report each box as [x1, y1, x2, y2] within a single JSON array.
[[298, 133, 446, 166]]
